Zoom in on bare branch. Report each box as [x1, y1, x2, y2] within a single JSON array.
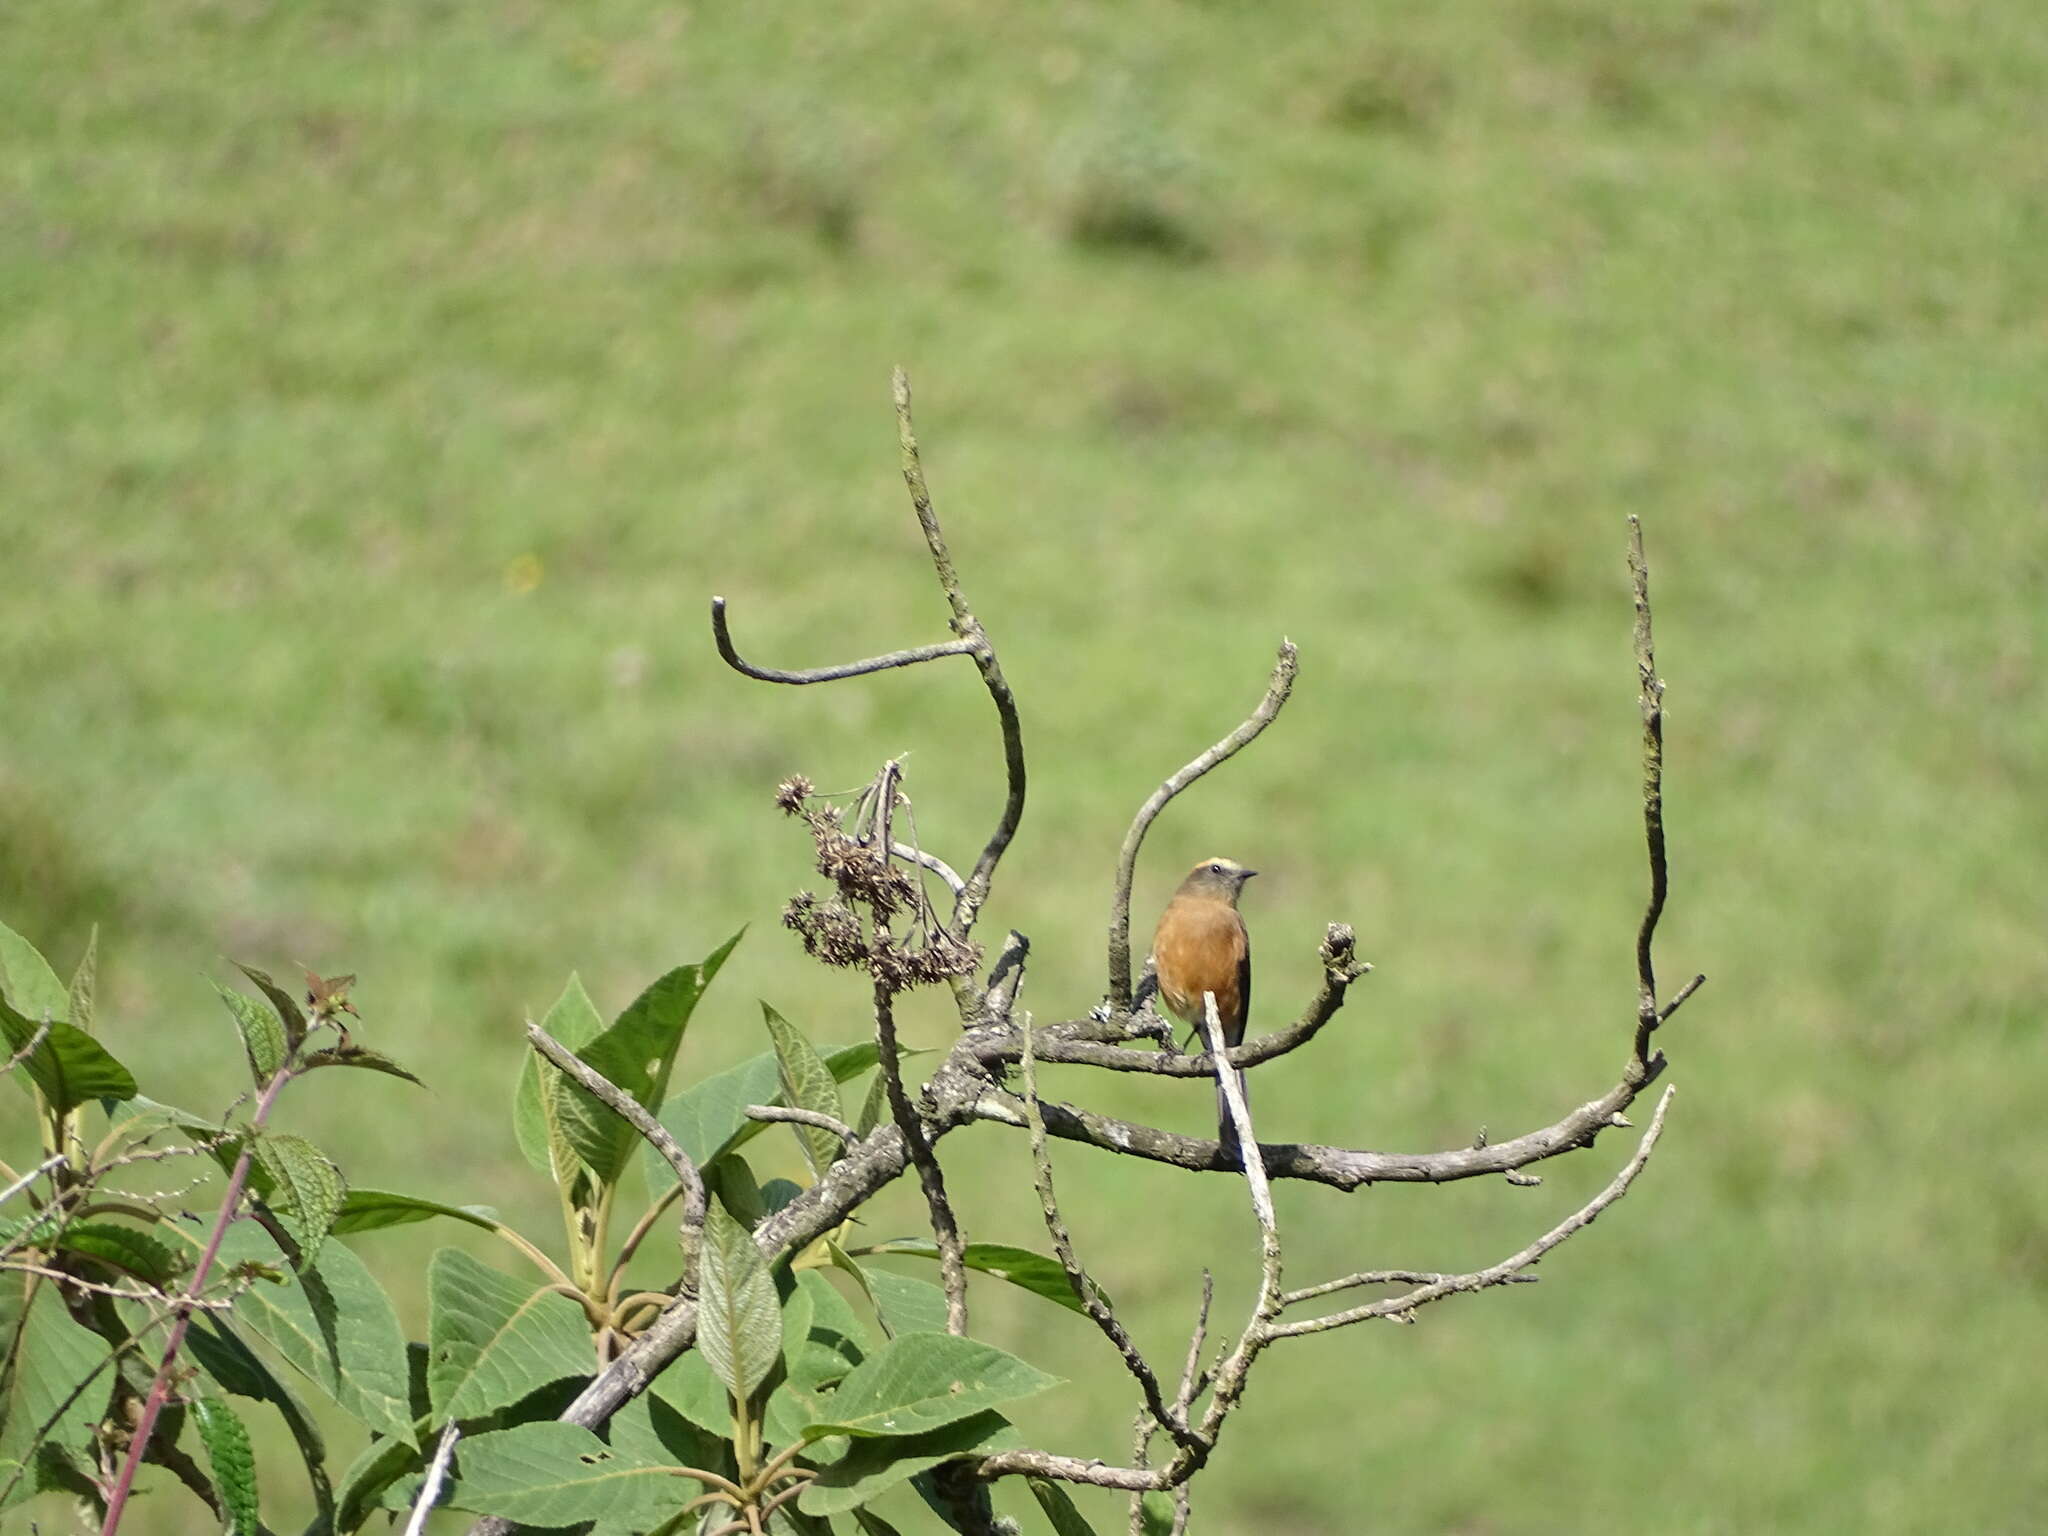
[[1107, 641, 1299, 1010], [979, 930, 1030, 1027], [968, 1045, 1660, 1189], [1018, 1011, 1190, 1447], [1017, 924, 1364, 1077], [1268, 1084, 1676, 1339], [874, 977, 970, 1334], [1281, 1269, 1537, 1307], [891, 840, 966, 898], [743, 1105, 858, 1151], [0, 1153, 64, 1208], [1628, 516, 1673, 1067], [710, 596, 981, 684], [526, 1022, 707, 1290], [893, 368, 1027, 939]]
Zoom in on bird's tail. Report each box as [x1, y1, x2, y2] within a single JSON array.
[[1216, 1072, 1249, 1163]]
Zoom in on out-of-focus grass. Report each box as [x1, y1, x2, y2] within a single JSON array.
[[2, 2, 2044, 1531]]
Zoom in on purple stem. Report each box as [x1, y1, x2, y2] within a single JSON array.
[[99, 1063, 295, 1536]]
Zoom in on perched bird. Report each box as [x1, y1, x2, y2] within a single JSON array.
[[1151, 857, 1257, 1155]]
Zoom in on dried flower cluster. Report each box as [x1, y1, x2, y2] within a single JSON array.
[[775, 774, 982, 988]]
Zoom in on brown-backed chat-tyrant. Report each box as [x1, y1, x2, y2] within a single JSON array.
[[1151, 857, 1256, 1152]]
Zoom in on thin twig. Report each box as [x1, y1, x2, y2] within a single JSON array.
[[873, 978, 969, 1334], [893, 368, 1027, 940], [1268, 1085, 1677, 1338], [744, 1105, 858, 1151], [402, 1423, 461, 1536], [1281, 1269, 1536, 1307], [100, 1062, 296, 1536], [966, 1049, 1661, 1189], [0, 1153, 64, 1208], [527, 1023, 707, 1292], [1628, 516, 1668, 1067], [1018, 1012, 1190, 1446], [710, 597, 979, 683], [1107, 641, 1298, 1010]]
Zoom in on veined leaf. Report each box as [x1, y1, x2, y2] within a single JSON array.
[[216, 982, 287, 1085], [331, 1189, 500, 1237], [163, 1221, 414, 1445], [696, 1200, 781, 1402], [644, 1041, 885, 1188], [66, 927, 97, 1037], [299, 1041, 424, 1086], [231, 962, 307, 1050], [191, 1397, 260, 1536], [862, 1266, 953, 1339], [799, 1411, 1022, 1517], [49, 1222, 182, 1287], [432, 1423, 678, 1526], [764, 1003, 846, 1178], [558, 933, 746, 1188], [0, 1280, 113, 1503], [512, 973, 604, 1178], [253, 1132, 347, 1263], [803, 1332, 1059, 1440], [426, 1248, 595, 1422], [0, 998, 136, 1114], [856, 1239, 1105, 1316], [0, 918, 67, 1026]]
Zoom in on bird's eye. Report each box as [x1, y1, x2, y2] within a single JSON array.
[[1209, 862, 1224, 875]]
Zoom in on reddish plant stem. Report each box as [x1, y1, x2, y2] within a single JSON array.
[[99, 1063, 294, 1536]]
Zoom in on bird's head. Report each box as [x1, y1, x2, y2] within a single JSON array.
[[1177, 856, 1258, 905]]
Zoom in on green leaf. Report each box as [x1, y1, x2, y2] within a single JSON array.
[[164, 1221, 415, 1445], [601, 931, 743, 1112], [1136, 1492, 1175, 1535], [762, 1275, 819, 1450], [1030, 1476, 1105, 1536], [0, 999, 137, 1114], [697, 1199, 781, 1401], [0, 1280, 114, 1504], [0, 918, 68, 1025], [216, 982, 287, 1085], [606, 1392, 728, 1509], [553, 934, 743, 1190], [191, 1397, 260, 1536], [800, 1411, 1022, 1517], [66, 926, 97, 1037], [232, 962, 307, 1050], [513, 973, 604, 1177], [793, 1268, 869, 1369], [183, 1316, 335, 1527], [708, 1152, 766, 1229], [826, 1240, 886, 1336], [646, 1041, 885, 1187], [856, 1240, 1103, 1316], [299, 1041, 425, 1086], [50, 1222, 182, 1287], [852, 1508, 911, 1536], [863, 1266, 954, 1339], [804, 1332, 1059, 1440], [854, 1068, 890, 1138], [648, 1349, 728, 1436], [426, 1248, 596, 1422], [764, 1003, 848, 1178], [332, 1434, 424, 1533], [330, 1189, 501, 1237], [253, 1132, 347, 1263], [437, 1422, 679, 1526]]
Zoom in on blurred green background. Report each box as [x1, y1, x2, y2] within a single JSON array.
[[4, 2, 2045, 1531]]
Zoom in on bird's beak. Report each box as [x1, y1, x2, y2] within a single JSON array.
[[1243, 869, 1259, 880]]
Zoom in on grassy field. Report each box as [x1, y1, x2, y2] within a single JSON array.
[[4, 2, 2045, 1531]]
